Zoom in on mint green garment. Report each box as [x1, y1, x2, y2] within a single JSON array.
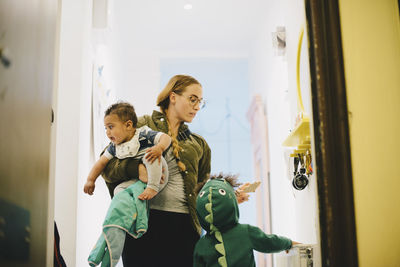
[[194, 178, 292, 267], [88, 181, 149, 267]]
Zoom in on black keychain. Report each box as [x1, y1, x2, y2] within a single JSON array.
[[292, 154, 309, 190]]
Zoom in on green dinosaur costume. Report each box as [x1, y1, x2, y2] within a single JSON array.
[[194, 178, 292, 267]]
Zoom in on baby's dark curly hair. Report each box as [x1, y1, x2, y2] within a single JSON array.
[[105, 102, 138, 127], [195, 173, 243, 195]]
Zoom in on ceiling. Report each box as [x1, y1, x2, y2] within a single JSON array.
[[110, 0, 269, 56]]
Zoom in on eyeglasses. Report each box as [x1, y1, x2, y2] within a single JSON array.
[[178, 94, 206, 109]]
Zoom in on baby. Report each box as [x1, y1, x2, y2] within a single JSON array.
[[84, 102, 171, 200]]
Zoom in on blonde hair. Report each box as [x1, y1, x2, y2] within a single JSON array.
[[156, 74, 201, 171]]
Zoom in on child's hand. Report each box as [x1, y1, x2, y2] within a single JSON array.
[[84, 180, 95, 195], [144, 145, 163, 163], [286, 241, 301, 253], [235, 183, 251, 204]]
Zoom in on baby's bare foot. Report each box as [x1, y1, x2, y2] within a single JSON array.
[[138, 188, 158, 200]]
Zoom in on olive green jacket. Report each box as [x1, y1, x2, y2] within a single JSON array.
[[102, 110, 211, 234]]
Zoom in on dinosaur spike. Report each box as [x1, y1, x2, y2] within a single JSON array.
[[215, 231, 223, 242], [205, 203, 212, 213], [218, 256, 228, 267], [215, 243, 226, 255], [205, 214, 213, 223]]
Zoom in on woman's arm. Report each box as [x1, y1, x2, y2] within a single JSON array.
[[102, 157, 141, 197], [197, 138, 211, 183]]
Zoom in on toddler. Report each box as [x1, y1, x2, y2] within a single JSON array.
[[194, 174, 299, 267], [84, 102, 171, 200]]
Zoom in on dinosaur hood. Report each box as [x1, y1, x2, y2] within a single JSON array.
[[196, 178, 239, 233]]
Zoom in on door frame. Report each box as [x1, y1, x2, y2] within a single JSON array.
[[305, 0, 358, 266]]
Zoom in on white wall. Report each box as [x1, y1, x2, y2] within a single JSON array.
[[248, 0, 320, 265], [107, 14, 156, 112], [54, 1, 111, 266], [54, 0, 87, 264]]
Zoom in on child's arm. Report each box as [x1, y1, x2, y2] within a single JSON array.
[[248, 224, 293, 253], [83, 155, 110, 195], [144, 133, 171, 163]]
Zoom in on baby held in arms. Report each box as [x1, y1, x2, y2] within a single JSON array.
[[84, 101, 170, 199]]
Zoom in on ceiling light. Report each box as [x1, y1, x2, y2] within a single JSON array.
[[184, 4, 193, 10]]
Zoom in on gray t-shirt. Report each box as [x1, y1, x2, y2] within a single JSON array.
[[149, 148, 189, 213]]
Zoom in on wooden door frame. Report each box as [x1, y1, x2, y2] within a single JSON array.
[[247, 95, 273, 267], [305, 0, 358, 266]]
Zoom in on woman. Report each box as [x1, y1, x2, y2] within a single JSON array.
[[102, 74, 209, 266], [102, 74, 249, 266]]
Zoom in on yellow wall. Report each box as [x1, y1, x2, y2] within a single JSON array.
[[339, 0, 400, 266]]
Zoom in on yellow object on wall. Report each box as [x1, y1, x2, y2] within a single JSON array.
[[283, 27, 311, 155], [339, 0, 400, 266]]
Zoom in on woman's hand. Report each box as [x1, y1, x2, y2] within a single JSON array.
[[235, 182, 251, 204]]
